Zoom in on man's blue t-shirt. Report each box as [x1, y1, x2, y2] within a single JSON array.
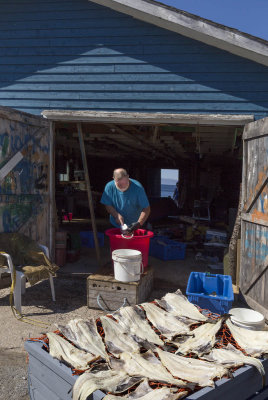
[[100, 179, 149, 227]]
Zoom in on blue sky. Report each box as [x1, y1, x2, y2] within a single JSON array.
[[161, 169, 179, 182], [159, 0, 268, 40]]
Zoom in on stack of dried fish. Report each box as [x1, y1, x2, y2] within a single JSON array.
[[44, 289, 267, 400]]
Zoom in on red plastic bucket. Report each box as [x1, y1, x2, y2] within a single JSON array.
[[105, 228, 154, 268]]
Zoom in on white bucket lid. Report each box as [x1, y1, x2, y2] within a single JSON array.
[[112, 249, 142, 260]]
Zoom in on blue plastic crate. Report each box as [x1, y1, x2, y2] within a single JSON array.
[[79, 231, 104, 248], [149, 236, 186, 260], [186, 271, 234, 314]]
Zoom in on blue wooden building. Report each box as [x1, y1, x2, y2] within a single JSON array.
[[0, 0, 268, 117], [0, 0, 267, 318]]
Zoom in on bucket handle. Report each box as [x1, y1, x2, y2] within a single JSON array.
[[97, 293, 130, 313], [117, 261, 144, 277], [121, 233, 134, 239]]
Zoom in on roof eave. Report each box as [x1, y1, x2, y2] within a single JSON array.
[[41, 110, 254, 126], [90, 0, 268, 66]]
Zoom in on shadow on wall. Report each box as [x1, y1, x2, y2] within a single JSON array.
[[0, 1, 267, 116]]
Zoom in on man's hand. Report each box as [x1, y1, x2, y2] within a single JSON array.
[[127, 221, 141, 233]]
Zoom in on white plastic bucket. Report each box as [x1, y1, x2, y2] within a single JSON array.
[[112, 249, 143, 282], [230, 308, 265, 330]]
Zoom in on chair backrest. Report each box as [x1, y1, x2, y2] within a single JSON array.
[[0, 244, 49, 279], [38, 244, 49, 258], [0, 253, 15, 278]]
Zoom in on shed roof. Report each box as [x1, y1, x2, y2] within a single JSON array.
[[90, 0, 268, 66]]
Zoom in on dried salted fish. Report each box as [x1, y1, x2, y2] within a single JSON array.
[[73, 369, 143, 400], [100, 316, 140, 356], [157, 290, 207, 322], [47, 332, 99, 370], [139, 302, 190, 340], [57, 318, 108, 361], [174, 318, 223, 356], [157, 348, 228, 387], [103, 379, 186, 399], [113, 306, 163, 346], [200, 343, 265, 379], [226, 320, 268, 357], [110, 350, 194, 389]]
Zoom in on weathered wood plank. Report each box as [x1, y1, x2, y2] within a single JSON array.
[[243, 169, 268, 213], [42, 110, 253, 125], [243, 117, 268, 140], [241, 118, 268, 314], [241, 212, 268, 227], [1, 91, 267, 104], [87, 265, 153, 311], [244, 255, 268, 294], [0, 106, 48, 127]]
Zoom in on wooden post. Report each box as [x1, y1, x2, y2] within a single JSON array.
[[49, 121, 56, 261], [77, 123, 101, 268], [228, 184, 242, 284]]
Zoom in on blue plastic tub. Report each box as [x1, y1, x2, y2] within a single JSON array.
[[79, 231, 104, 248], [186, 272, 234, 314], [149, 236, 186, 260]]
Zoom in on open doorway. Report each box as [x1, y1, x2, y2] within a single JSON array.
[[160, 168, 179, 199], [51, 116, 244, 286]]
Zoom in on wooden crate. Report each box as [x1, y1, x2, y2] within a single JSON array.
[[25, 340, 268, 400], [87, 264, 153, 311]]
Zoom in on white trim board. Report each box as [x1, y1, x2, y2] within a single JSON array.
[[42, 110, 254, 126], [90, 0, 268, 67], [0, 152, 23, 182]]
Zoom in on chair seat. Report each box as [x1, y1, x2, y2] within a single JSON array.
[[0, 244, 55, 314]]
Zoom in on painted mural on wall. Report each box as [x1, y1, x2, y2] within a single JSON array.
[[0, 114, 49, 242]]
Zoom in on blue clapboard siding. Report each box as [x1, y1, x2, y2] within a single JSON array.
[[0, 0, 268, 118]]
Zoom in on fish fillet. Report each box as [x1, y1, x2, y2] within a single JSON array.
[[73, 369, 143, 400], [57, 318, 108, 361], [110, 350, 194, 389], [47, 332, 99, 370], [113, 306, 163, 346], [103, 379, 187, 399], [100, 316, 140, 356], [139, 302, 190, 340], [157, 290, 207, 322], [157, 348, 227, 387], [174, 318, 223, 356], [200, 343, 265, 379], [226, 320, 268, 357]]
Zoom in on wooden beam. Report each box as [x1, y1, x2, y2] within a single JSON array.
[[108, 124, 173, 163], [241, 212, 268, 227], [49, 121, 56, 261], [0, 106, 49, 128], [89, 0, 268, 67], [152, 126, 159, 144], [42, 110, 254, 126], [115, 124, 178, 164], [243, 169, 268, 213], [104, 137, 152, 159], [77, 123, 101, 268], [243, 118, 268, 140], [56, 137, 119, 158]]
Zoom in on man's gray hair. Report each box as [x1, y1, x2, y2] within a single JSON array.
[[113, 168, 128, 180]]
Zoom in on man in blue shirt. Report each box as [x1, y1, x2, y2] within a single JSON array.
[[101, 168, 150, 233]]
